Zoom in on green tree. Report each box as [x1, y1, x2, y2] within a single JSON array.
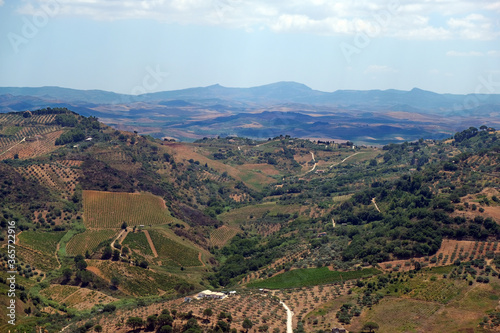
[[102, 246, 112, 260], [183, 318, 201, 332], [111, 276, 120, 289], [75, 260, 87, 271], [203, 308, 213, 318], [362, 321, 380, 332], [158, 325, 173, 333], [145, 314, 157, 331], [157, 313, 173, 327], [126, 317, 143, 330], [242, 318, 253, 332], [62, 268, 72, 281], [258, 324, 269, 332]]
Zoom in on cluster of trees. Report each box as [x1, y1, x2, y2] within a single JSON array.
[[61, 255, 93, 287], [454, 126, 479, 143], [123, 308, 246, 333], [210, 234, 297, 286], [336, 303, 361, 324], [54, 114, 100, 145]]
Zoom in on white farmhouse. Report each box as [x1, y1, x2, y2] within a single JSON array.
[[197, 290, 227, 300]]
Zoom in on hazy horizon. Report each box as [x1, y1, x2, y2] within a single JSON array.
[[1, 0, 499, 95], [2, 81, 500, 97]]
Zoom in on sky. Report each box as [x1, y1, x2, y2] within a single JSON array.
[[0, 0, 499, 95]]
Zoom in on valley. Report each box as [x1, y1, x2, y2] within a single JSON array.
[[0, 109, 500, 332]]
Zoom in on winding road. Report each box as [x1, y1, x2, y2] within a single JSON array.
[[306, 151, 317, 173], [0, 137, 26, 156], [280, 301, 294, 333], [329, 151, 365, 168], [372, 197, 381, 213]]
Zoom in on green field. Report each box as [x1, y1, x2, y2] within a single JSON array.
[[149, 230, 201, 267], [122, 231, 153, 256], [17, 231, 65, 271], [66, 229, 117, 256], [248, 267, 381, 289], [18, 230, 65, 255], [83, 190, 175, 228], [219, 202, 301, 226]]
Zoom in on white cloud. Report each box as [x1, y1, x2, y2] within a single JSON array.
[[15, 0, 500, 40], [0, 0, 4, 6], [487, 50, 500, 56]]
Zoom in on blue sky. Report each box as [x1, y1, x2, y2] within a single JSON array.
[[0, 0, 499, 94]]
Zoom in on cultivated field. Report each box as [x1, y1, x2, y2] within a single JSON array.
[[219, 202, 301, 226], [86, 260, 183, 296], [148, 230, 201, 267], [348, 280, 500, 333], [40, 285, 117, 311], [122, 231, 154, 256], [83, 190, 174, 228], [0, 129, 65, 160], [162, 143, 276, 190], [17, 231, 66, 271], [18, 231, 65, 256], [71, 290, 288, 333], [66, 229, 118, 256], [380, 239, 500, 272], [17, 162, 80, 197], [210, 225, 239, 248], [248, 267, 381, 289]]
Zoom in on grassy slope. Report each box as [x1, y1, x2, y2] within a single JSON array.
[[148, 229, 201, 267], [248, 267, 381, 289]]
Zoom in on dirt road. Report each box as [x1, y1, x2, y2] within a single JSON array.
[[280, 301, 294, 333], [0, 137, 25, 156], [372, 197, 381, 213], [143, 230, 158, 258]]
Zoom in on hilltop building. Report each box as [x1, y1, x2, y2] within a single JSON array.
[[197, 290, 227, 300]]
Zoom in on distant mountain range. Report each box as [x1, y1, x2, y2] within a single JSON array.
[[1, 82, 500, 144]]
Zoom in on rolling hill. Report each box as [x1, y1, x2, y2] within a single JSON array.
[[1, 82, 500, 144], [1, 108, 500, 332]]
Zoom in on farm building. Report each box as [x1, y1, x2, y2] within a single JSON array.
[[331, 328, 347, 333], [197, 290, 227, 300]]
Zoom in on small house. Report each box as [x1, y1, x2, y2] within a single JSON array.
[[332, 328, 347, 333], [197, 290, 227, 300]]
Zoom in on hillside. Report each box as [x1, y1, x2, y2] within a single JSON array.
[[1, 109, 500, 332], [2, 83, 500, 144]]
